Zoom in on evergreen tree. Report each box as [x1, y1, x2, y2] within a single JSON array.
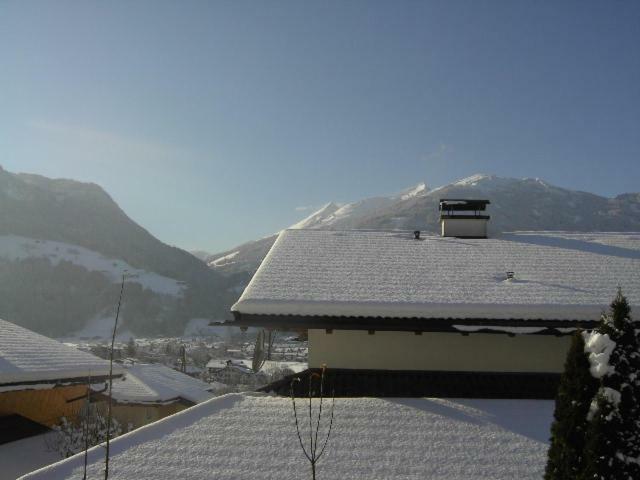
[[581, 289, 640, 480], [581, 393, 623, 479], [545, 331, 599, 480]]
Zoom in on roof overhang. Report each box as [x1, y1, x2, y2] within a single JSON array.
[[91, 392, 191, 407], [230, 311, 598, 335], [0, 373, 122, 394]]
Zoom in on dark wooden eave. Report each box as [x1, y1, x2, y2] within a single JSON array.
[[0, 373, 121, 392], [439, 214, 490, 220], [231, 311, 598, 335], [90, 392, 193, 408]]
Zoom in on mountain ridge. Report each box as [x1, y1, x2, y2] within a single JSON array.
[[207, 174, 640, 277]]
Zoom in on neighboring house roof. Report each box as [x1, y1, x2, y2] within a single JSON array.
[[205, 359, 231, 370], [206, 359, 255, 375], [0, 319, 119, 390], [21, 393, 554, 480], [105, 364, 220, 405], [232, 230, 640, 328]]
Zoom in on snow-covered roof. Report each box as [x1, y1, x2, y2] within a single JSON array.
[[205, 359, 230, 370], [0, 319, 119, 389], [21, 393, 553, 480], [105, 364, 220, 405], [232, 230, 640, 322]]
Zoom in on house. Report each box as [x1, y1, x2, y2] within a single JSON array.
[[0, 318, 121, 432], [92, 363, 223, 429], [20, 392, 554, 480], [206, 358, 264, 384], [230, 200, 640, 397]]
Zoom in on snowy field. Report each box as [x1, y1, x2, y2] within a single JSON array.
[[0, 432, 59, 480], [0, 234, 185, 296], [22, 393, 553, 480]]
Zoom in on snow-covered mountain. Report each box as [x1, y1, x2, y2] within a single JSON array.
[[207, 174, 640, 276]]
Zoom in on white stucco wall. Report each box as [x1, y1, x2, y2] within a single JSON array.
[[440, 218, 488, 238], [308, 329, 571, 373]]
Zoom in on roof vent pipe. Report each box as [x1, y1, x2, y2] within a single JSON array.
[[414, 230, 421, 240]]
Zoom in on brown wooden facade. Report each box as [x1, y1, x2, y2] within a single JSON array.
[[0, 385, 89, 427]]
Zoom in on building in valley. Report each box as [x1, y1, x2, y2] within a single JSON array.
[[230, 200, 640, 397], [93, 363, 222, 429]]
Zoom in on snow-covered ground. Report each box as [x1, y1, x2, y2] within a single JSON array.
[[21, 393, 554, 480], [0, 235, 185, 297], [0, 432, 59, 480]]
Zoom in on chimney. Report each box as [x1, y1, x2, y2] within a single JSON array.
[[439, 199, 490, 238]]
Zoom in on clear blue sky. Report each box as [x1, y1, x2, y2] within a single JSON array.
[[1, 1, 639, 252]]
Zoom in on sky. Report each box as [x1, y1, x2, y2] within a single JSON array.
[[1, 1, 639, 253]]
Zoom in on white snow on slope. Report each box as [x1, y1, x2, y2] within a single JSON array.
[[0, 318, 120, 388], [429, 173, 516, 193], [454, 173, 518, 189], [207, 250, 239, 267], [454, 173, 492, 186], [397, 181, 428, 200], [105, 364, 219, 405], [0, 235, 185, 296], [289, 183, 429, 231], [289, 202, 342, 229], [21, 393, 553, 480], [233, 230, 640, 320]]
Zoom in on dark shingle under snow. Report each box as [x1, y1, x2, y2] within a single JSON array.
[[232, 230, 640, 321]]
